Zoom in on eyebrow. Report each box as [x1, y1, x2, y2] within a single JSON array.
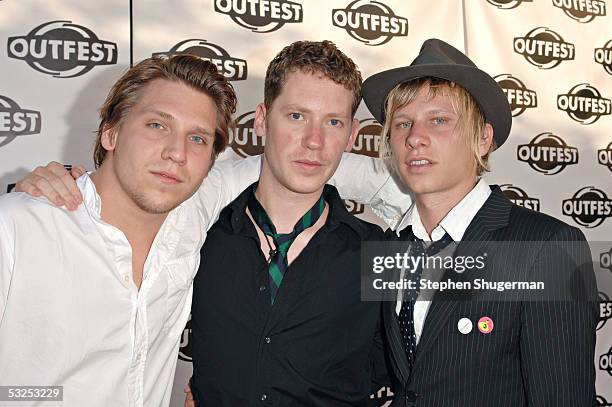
[[393, 108, 455, 119], [283, 104, 351, 118], [146, 109, 215, 136]]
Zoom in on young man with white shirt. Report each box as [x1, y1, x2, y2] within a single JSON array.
[[362, 38, 597, 406], [0, 55, 240, 406]]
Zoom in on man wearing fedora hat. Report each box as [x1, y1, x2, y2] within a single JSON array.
[[362, 39, 597, 406]]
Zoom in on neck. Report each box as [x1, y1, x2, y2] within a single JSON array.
[[90, 167, 167, 244], [415, 178, 478, 236], [256, 171, 324, 234]]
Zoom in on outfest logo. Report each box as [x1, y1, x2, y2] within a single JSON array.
[[602, 246, 612, 273], [557, 83, 611, 125], [214, 0, 303, 33], [344, 200, 365, 216], [594, 39, 612, 75], [486, 0, 532, 9], [599, 291, 612, 331], [352, 118, 382, 157], [600, 346, 612, 376], [178, 316, 192, 362], [0, 95, 42, 148], [332, 0, 408, 46], [562, 186, 612, 228], [500, 184, 540, 211], [153, 39, 248, 81], [7, 21, 117, 78], [494, 74, 538, 117], [597, 395, 612, 407], [552, 0, 607, 23], [598, 141, 612, 172], [229, 111, 263, 157], [517, 132, 578, 175], [513, 27, 575, 69]]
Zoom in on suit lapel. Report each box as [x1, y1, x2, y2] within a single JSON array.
[[383, 228, 411, 384], [413, 187, 513, 366]]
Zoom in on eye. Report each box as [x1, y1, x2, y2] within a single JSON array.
[[328, 118, 343, 127], [289, 112, 303, 120], [433, 117, 447, 125], [397, 121, 412, 129], [189, 135, 209, 145], [148, 122, 164, 130]]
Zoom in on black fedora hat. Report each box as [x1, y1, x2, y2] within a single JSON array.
[[362, 38, 512, 148]]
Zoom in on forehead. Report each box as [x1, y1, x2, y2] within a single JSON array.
[[393, 85, 457, 117], [274, 70, 353, 115], [131, 78, 217, 124]]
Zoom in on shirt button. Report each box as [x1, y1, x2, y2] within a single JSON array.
[[265, 337, 271, 344], [259, 285, 266, 292], [123, 274, 130, 283], [260, 393, 267, 401], [405, 391, 419, 402]]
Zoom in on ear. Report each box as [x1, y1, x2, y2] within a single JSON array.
[[479, 123, 494, 157], [254, 103, 267, 138], [100, 124, 118, 151], [344, 118, 360, 152]]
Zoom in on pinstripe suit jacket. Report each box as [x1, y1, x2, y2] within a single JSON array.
[[384, 186, 597, 407]]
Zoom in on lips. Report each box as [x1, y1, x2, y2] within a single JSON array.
[[403, 157, 434, 173], [150, 171, 182, 184], [294, 159, 323, 170], [409, 159, 431, 166]]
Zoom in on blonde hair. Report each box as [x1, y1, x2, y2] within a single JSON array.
[[380, 77, 496, 176]]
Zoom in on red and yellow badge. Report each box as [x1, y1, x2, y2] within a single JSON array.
[[477, 316, 494, 334]]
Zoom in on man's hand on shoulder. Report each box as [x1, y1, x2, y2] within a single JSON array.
[[14, 161, 86, 211]]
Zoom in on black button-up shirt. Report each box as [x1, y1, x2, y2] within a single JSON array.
[[191, 184, 388, 406]]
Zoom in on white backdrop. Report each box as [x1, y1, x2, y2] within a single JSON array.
[[0, 1, 610, 405]]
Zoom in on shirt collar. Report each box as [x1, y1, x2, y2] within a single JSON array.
[[77, 172, 202, 261], [395, 178, 492, 242], [228, 183, 370, 239], [78, 172, 103, 218]]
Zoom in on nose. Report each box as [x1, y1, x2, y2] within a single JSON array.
[[161, 132, 187, 164], [405, 121, 428, 150], [302, 122, 324, 150]]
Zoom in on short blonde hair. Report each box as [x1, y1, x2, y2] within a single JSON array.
[[380, 77, 496, 176]]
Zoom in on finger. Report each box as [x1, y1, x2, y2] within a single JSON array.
[[14, 179, 41, 195], [26, 175, 66, 207], [72, 165, 86, 178], [34, 164, 81, 207], [58, 167, 84, 205], [29, 187, 42, 197]]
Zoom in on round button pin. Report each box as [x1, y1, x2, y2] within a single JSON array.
[[478, 316, 494, 334], [457, 317, 473, 335]]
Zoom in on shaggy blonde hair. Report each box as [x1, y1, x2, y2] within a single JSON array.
[[380, 77, 496, 176]]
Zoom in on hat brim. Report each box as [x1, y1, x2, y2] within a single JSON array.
[[362, 64, 512, 148]]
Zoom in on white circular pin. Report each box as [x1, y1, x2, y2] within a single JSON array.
[[457, 317, 473, 335]]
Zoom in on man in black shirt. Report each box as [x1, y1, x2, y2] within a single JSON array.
[[190, 40, 389, 406]]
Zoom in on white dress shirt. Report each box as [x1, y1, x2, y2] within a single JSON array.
[[0, 153, 410, 407], [394, 179, 491, 344]]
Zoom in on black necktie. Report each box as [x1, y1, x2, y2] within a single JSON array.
[[397, 228, 453, 371]]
